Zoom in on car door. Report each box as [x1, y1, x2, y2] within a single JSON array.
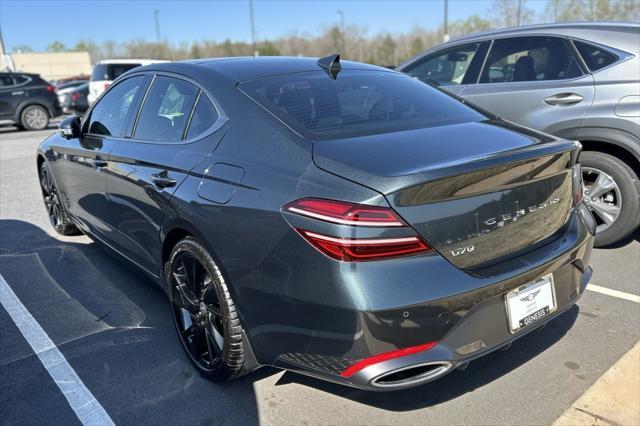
[[459, 36, 595, 139], [0, 74, 17, 119], [401, 41, 490, 97], [104, 74, 225, 276], [55, 74, 148, 243]]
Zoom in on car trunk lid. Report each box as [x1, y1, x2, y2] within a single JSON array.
[[313, 120, 580, 270]]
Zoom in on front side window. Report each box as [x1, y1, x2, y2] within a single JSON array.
[[134, 76, 199, 143], [240, 70, 487, 140], [573, 40, 619, 71], [87, 75, 144, 137], [404, 43, 483, 86], [480, 36, 583, 83]]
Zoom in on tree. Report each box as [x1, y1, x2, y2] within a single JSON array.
[[11, 45, 33, 53], [449, 14, 493, 37], [489, 0, 535, 28], [47, 41, 66, 52], [544, 0, 640, 21]]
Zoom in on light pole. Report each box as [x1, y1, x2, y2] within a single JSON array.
[[154, 10, 161, 44], [249, 0, 258, 56], [336, 10, 345, 54], [443, 0, 449, 42]]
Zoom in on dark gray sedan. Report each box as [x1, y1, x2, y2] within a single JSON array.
[[399, 22, 640, 247], [37, 56, 594, 391]]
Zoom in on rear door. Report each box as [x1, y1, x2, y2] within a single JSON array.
[[104, 74, 225, 275], [56, 75, 148, 242], [402, 41, 490, 97], [459, 36, 595, 139]]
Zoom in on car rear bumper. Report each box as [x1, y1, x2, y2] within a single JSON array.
[[243, 205, 595, 390]]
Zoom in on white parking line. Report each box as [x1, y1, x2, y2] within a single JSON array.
[[587, 284, 640, 304], [0, 275, 114, 426]]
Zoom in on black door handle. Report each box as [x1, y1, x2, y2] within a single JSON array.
[[151, 172, 177, 188], [90, 158, 108, 168]]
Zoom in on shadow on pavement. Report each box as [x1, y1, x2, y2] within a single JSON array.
[[0, 219, 269, 425], [598, 228, 640, 250]]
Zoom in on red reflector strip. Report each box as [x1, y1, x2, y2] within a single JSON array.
[[298, 230, 431, 262], [341, 342, 438, 378]]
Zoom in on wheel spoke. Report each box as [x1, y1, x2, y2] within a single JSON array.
[[206, 315, 224, 353], [172, 260, 199, 313], [204, 327, 219, 367], [589, 172, 616, 199], [590, 200, 620, 225]]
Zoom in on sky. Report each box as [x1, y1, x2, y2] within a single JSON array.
[[0, 0, 547, 52]]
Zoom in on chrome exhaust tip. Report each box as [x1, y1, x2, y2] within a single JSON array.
[[370, 361, 453, 388]]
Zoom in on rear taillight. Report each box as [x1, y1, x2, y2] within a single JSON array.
[[71, 93, 81, 101], [284, 198, 433, 261], [45, 85, 55, 92], [284, 198, 405, 227], [297, 230, 430, 262]]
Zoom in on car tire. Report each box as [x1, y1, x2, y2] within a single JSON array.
[[39, 162, 79, 236], [166, 237, 245, 381], [580, 151, 640, 247], [21, 105, 50, 131]]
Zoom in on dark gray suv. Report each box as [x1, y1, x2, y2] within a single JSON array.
[[399, 22, 640, 246]]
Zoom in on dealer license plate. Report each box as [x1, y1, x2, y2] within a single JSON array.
[[505, 274, 557, 334]]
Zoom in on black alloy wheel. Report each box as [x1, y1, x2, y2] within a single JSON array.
[[167, 238, 245, 380], [39, 162, 78, 235]]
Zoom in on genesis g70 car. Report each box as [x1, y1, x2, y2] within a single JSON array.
[[37, 55, 595, 390]]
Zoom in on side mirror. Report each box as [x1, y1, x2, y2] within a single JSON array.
[[59, 115, 81, 139]]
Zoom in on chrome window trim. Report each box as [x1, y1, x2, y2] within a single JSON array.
[[569, 37, 635, 74], [127, 71, 227, 145]]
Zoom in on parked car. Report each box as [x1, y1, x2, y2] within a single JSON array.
[[56, 79, 89, 107], [398, 22, 640, 247], [0, 72, 61, 130], [61, 82, 89, 114], [38, 56, 594, 391], [88, 59, 169, 105]]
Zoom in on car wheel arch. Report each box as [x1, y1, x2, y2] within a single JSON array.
[[580, 139, 640, 177]]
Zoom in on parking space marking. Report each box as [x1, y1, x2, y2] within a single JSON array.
[[0, 274, 115, 426], [588, 284, 640, 304]]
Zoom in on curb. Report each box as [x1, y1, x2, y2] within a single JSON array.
[[553, 341, 640, 426]]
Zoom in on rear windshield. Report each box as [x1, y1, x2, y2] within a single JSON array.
[[240, 70, 486, 139], [92, 63, 141, 81]]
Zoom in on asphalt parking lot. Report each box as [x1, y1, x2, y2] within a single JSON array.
[[1, 126, 639, 425]]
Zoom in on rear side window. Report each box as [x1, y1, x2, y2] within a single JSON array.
[[186, 94, 218, 140], [574, 40, 619, 71], [0, 75, 14, 87], [481, 36, 583, 83], [134, 76, 199, 143], [13, 75, 29, 85], [92, 63, 141, 81], [240, 70, 486, 140], [87, 76, 144, 137], [404, 42, 486, 86]]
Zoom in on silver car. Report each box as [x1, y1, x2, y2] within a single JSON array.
[[399, 22, 640, 246]]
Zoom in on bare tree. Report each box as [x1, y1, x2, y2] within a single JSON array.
[[489, 0, 535, 28]]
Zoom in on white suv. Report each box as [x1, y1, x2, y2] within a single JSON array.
[[88, 59, 169, 105]]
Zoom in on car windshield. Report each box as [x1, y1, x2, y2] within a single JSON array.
[[239, 70, 486, 140]]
